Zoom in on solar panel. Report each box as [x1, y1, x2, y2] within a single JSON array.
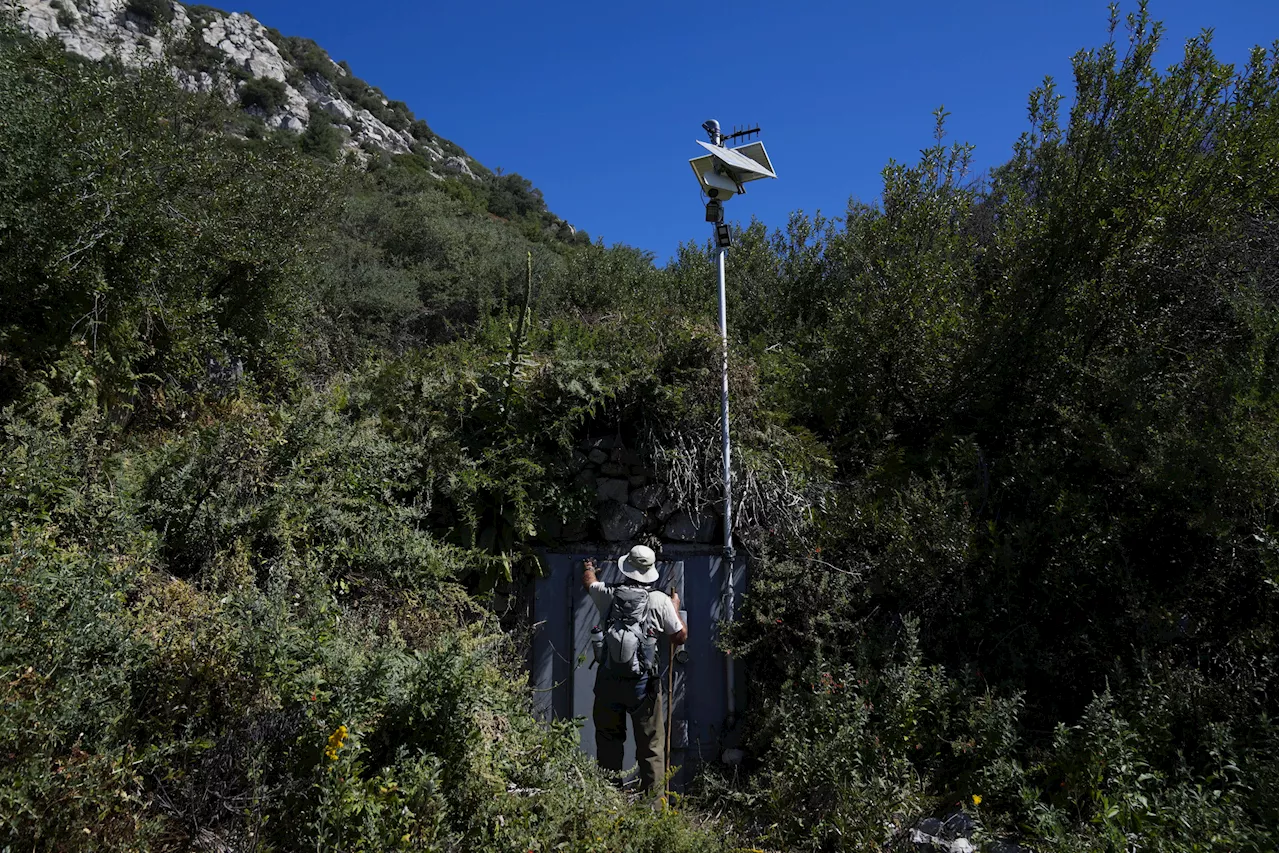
[[728, 141, 776, 179], [689, 139, 777, 198], [694, 140, 777, 180]]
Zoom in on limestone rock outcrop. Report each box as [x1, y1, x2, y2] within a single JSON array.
[[22, 0, 183, 63], [201, 12, 286, 81], [15, 0, 463, 165]]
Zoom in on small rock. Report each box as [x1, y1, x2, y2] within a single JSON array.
[[595, 478, 629, 504], [571, 450, 589, 470], [939, 811, 976, 840], [693, 512, 718, 543], [615, 447, 643, 467], [909, 828, 935, 848], [599, 501, 645, 542], [630, 484, 665, 510], [664, 512, 696, 542], [657, 498, 679, 521], [442, 155, 475, 178], [721, 748, 745, 765], [905, 814, 979, 853], [582, 435, 617, 451], [317, 96, 355, 121], [573, 469, 596, 489], [600, 461, 627, 477], [587, 448, 609, 465], [628, 475, 647, 488], [917, 818, 943, 837]]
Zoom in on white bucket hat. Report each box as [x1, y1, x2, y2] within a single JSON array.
[[618, 544, 658, 584]]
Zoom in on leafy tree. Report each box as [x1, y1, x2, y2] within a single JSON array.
[[298, 112, 344, 160], [718, 7, 1277, 850]]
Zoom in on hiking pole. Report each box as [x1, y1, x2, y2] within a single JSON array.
[[665, 582, 677, 799], [665, 637, 674, 799]]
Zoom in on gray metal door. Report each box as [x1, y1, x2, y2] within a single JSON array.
[[531, 548, 746, 788]]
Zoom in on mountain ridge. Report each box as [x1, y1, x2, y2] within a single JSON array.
[[16, 0, 504, 186]]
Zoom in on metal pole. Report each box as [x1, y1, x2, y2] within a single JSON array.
[[717, 246, 732, 553], [716, 243, 737, 722]]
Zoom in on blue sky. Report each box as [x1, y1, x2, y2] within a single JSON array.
[[238, 1, 1275, 264]]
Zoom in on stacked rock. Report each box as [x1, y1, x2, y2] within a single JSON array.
[[558, 435, 718, 545]]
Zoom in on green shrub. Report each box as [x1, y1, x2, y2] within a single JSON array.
[[238, 75, 287, 112], [299, 115, 344, 160], [0, 5, 1273, 851], [486, 170, 546, 219], [0, 380, 735, 851], [284, 36, 337, 81], [701, 6, 1277, 850], [408, 117, 434, 141], [0, 25, 333, 408], [124, 0, 172, 24]]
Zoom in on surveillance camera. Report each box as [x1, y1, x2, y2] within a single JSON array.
[[708, 188, 720, 199], [705, 199, 724, 223]]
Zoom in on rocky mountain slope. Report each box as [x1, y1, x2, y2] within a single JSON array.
[[17, 0, 480, 177]]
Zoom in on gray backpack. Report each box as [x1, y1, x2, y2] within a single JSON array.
[[601, 585, 657, 677]]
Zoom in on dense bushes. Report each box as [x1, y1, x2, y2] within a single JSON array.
[[1, 4, 1274, 851], [125, 0, 173, 25], [0, 382, 732, 851], [0, 28, 332, 410], [277, 34, 336, 81], [0, 20, 734, 849], [698, 7, 1277, 850], [239, 75, 287, 111]]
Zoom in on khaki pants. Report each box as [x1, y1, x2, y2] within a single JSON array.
[[593, 674, 665, 793]]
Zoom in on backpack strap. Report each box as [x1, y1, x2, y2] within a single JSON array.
[[602, 584, 616, 623]]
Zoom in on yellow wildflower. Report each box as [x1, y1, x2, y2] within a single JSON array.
[[971, 794, 982, 806], [325, 724, 349, 760]]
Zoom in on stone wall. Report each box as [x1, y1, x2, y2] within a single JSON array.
[[548, 435, 719, 546]]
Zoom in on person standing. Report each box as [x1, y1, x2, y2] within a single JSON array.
[[582, 544, 687, 794]]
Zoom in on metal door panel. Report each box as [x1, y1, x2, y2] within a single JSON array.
[[531, 548, 746, 790]]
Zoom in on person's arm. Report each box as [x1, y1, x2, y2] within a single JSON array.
[[668, 590, 688, 645], [581, 558, 598, 591]]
